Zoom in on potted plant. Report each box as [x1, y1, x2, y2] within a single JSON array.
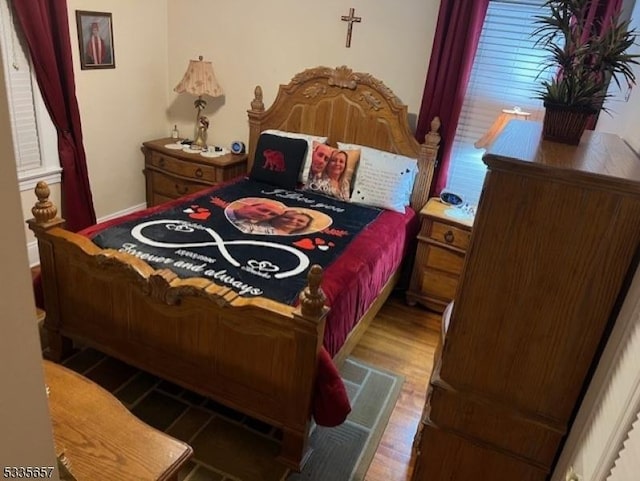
[[533, 0, 639, 144]]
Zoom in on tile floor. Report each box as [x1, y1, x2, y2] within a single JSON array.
[[62, 347, 287, 481]]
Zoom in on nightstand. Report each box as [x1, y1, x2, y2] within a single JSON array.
[[406, 198, 474, 312], [142, 138, 248, 207]]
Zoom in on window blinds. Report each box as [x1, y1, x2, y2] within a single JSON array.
[[0, 1, 42, 170], [0, 0, 59, 189], [607, 413, 640, 481], [446, 0, 551, 206]]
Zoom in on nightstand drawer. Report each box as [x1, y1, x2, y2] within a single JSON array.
[[149, 192, 175, 206], [150, 152, 217, 182], [148, 170, 210, 199], [429, 221, 471, 250], [424, 244, 465, 275], [421, 269, 459, 301]]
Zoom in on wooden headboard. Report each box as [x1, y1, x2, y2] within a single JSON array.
[[247, 65, 441, 212]]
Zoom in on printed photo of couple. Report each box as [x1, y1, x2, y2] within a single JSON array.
[[225, 197, 332, 236], [305, 141, 359, 201]]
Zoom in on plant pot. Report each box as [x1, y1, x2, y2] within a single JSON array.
[[542, 103, 597, 145]]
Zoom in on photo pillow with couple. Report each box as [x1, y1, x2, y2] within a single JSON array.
[[304, 141, 360, 201]]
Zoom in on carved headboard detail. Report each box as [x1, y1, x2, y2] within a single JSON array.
[[247, 65, 440, 211]]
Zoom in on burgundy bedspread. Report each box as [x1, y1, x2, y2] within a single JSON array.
[[319, 207, 418, 356], [80, 178, 419, 356], [71, 177, 418, 426]]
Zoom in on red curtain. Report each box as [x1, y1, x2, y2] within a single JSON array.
[[582, 0, 625, 129], [12, 0, 96, 232], [415, 0, 490, 196], [580, 0, 624, 43]]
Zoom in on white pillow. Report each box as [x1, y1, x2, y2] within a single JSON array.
[[338, 142, 418, 213], [262, 129, 328, 183]]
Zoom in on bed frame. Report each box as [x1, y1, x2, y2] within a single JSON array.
[[29, 65, 441, 471]]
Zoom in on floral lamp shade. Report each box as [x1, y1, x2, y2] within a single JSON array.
[[174, 56, 223, 97], [173, 56, 223, 149]]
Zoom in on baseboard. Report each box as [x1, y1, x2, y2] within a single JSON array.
[[28, 202, 147, 267]]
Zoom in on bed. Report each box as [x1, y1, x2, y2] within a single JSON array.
[[29, 65, 441, 470]]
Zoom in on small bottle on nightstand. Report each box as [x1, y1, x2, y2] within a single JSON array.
[[171, 125, 179, 139]]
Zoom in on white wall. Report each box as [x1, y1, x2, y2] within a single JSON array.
[[0, 47, 59, 479], [166, 0, 439, 150], [64, 0, 169, 218]]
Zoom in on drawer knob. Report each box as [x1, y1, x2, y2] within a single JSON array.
[[175, 184, 188, 195], [444, 230, 455, 244], [194, 168, 203, 178], [158, 158, 166, 168]]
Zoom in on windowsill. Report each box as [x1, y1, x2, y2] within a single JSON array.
[[19, 167, 62, 192]]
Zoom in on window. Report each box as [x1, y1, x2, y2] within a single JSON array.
[[0, 0, 60, 191], [446, 0, 552, 206]]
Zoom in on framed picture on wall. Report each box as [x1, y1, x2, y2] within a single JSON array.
[[75, 10, 115, 70]]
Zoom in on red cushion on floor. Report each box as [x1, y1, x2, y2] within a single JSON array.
[[313, 347, 351, 426]]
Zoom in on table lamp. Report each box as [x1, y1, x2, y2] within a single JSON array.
[[174, 55, 223, 150]]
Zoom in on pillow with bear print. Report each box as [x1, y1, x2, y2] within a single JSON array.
[[262, 129, 329, 183], [249, 133, 308, 189], [338, 142, 418, 213]]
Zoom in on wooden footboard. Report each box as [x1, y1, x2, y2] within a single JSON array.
[[28, 182, 328, 471]]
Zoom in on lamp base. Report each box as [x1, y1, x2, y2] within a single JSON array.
[[193, 130, 207, 150], [193, 112, 208, 150]]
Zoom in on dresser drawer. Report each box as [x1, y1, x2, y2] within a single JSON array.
[[424, 244, 465, 275], [412, 424, 548, 481], [148, 170, 210, 199], [428, 221, 471, 250], [150, 152, 217, 182], [148, 192, 175, 207], [420, 269, 459, 301], [428, 385, 561, 467]]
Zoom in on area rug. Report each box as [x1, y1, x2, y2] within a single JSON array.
[[62, 349, 404, 481]]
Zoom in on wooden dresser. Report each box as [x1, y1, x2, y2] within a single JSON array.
[[406, 198, 474, 312], [412, 121, 640, 481], [142, 138, 248, 207], [44, 360, 192, 480]]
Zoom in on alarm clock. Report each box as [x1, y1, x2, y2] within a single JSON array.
[[230, 141, 246, 154], [439, 190, 464, 206]]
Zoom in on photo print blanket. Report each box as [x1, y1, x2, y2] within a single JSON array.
[[92, 179, 381, 304]]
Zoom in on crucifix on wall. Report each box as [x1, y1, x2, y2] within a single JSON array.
[[341, 8, 362, 48]]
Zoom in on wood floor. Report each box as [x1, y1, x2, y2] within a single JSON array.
[[352, 292, 441, 481]]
